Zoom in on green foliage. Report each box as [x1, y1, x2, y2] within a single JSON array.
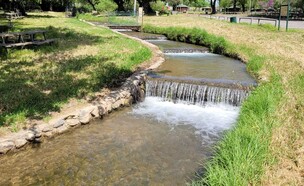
[[150, 0, 170, 14], [95, 0, 118, 12], [143, 25, 231, 55], [220, 0, 232, 8], [247, 55, 264, 76], [185, 0, 208, 7], [77, 13, 108, 22]]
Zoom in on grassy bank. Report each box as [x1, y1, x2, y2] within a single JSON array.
[[143, 15, 303, 185], [77, 13, 139, 26], [0, 12, 151, 133]]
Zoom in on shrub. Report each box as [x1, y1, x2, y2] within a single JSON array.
[[95, 0, 118, 13]]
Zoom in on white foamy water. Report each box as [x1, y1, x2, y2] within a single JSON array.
[[132, 97, 240, 138]]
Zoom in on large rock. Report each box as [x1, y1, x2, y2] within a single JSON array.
[[112, 99, 123, 110], [56, 125, 69, 134], [14, 138, 27, 149], [0, 141, 15, 154], [25, 132, 35, 141], [66, 118, 80, 127], [52, 119, 65, 128], [79, 109, 92, 124], [91, 106, 99, 118]]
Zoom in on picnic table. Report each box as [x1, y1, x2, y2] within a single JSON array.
[[5, 12, 25, 27], [5, 12, 24, 20], [0, 30, 55, 49]]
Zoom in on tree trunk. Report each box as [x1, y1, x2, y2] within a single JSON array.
[[138, 0, 153, 14], [233, 0, 237, 12], [210, 0, 216, 14], [86, 0, 96, 11], [114, 0, 125, 11], [242, 4, 245, 12]]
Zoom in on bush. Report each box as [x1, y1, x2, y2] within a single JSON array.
[[95, 0, 118, 13], [150, 0, 170, 15]]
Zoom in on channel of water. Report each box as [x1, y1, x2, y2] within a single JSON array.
[[0, 31, 256, 185]]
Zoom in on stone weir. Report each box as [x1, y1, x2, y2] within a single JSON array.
[[146, 78, 254, 106]]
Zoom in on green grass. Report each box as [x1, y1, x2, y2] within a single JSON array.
[[77, 13, 108, 22], [0, 13, 151, 130], [143, 25, 233, 57], [77, 13, 139, 26], [143, 25, 284, 185]]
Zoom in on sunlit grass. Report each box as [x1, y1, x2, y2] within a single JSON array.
[[0, 12, 151, 133]]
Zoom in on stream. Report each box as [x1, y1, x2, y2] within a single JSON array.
[[0, 31, 255, 185]]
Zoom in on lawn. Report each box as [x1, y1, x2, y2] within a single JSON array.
[[0, 12, 151, 134], [143, 15, 304, 185]]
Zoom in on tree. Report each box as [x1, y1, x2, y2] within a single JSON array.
[[95, 0, 117, 12], [210, 0, 217, 13], [220, 0, 231, 10], [238, 0, 247, 12], [137, 0, 154, 13]]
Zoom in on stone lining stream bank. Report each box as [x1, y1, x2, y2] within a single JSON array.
[[0, 24, 165, 155]]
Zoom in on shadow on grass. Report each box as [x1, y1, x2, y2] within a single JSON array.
[[26, 14, 56, 19], [0, 55, 133, 126], [0, 24, 135, 127], [0, 25, 106, 58]]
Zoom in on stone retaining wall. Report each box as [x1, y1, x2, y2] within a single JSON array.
[[0, 22, 165, 155]]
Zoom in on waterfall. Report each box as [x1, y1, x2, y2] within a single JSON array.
[[146, 79, 250, 106]]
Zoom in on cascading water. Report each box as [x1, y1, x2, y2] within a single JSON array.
[[145, 79, 250, 106]]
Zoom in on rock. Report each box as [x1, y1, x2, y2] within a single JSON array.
[[112, 99, 122, 110], [124, 97, 133, 106], [133, 80, 139, 85], [56, 125, 69, 134], [42, 125, 53, 132], [66, 118, 80, 127], [43, 131, 53, 138], [98, 105, 107, 116], [91, 106, 99, 118], [79, 110, 92, 124], [25, 132, 35, 141], [52, 119, 65, 128], [35, 132, 42, 138], [36, 123, 52, 133], [0, 141, 15, 154], [14, 139, 27, 148], [138, 89, 145, 102]]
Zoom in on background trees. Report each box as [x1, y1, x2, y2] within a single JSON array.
[[0, 0, 303, 14]]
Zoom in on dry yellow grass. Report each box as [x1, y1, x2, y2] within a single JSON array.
[[143, 14, 304, 185]]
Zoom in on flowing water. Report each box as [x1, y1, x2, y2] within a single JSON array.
[[146, 79, 250, 106], [0, 99, 239, 185], [0, 30, 255, 185]]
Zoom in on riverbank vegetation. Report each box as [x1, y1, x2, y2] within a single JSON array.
[[143, 15, 304, 185], [0, 12, 151, 134]]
